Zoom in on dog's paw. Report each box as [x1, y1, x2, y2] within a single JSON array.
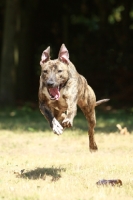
[[89, 143, 98, 152], [52, 118, 63, 135], [62, 118, 72, 128]]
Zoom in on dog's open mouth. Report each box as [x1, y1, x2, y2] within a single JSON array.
[[47, 82, 67, 100], [48, 86, 60, 100]]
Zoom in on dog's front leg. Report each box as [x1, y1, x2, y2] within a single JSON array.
[[39, 102, 63, 135], [61, 98, 77, 128]]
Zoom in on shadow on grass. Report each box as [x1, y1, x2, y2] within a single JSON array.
[[22, 167, 66, 181]]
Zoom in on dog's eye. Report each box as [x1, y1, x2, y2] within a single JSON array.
[[58, 70, 62, 73], [43, 70, 47, 73]]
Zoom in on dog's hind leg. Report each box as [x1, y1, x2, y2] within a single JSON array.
[[87, 109, 98, 151], [80, 106, 98, 152]]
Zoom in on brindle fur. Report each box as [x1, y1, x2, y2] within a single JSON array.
[[39, 44, 109, 151]]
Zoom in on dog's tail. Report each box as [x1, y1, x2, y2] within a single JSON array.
[[95, 99, 110, 107]]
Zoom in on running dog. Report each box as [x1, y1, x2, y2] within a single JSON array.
[[39, 44, 109, 151]]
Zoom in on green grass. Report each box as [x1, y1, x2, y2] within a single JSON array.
[[1, 106, 133, 134], [0, 106, 133, 200]]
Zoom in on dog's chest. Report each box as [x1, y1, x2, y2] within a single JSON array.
[[49, 97, 67, 111]]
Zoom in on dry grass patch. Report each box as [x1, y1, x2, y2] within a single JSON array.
[[0, 129, 133, 199]]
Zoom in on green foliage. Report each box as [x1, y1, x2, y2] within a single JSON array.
[[1, 0, 133, 105], [108, 5, 125, 24]]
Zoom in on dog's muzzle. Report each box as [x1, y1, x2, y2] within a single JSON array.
[[47, 83, 66, 100]]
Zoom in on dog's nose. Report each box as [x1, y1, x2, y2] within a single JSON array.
[[47, 80, 54, 87]]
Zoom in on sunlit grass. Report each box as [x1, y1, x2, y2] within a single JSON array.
[[0, 130, 133, 200], [0, 107, 133, 199]]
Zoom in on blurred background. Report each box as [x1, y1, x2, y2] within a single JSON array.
[[0, 0, 133, 108]]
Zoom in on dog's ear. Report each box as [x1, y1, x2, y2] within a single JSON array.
[[40, 46, 50, 65], [58, 44, 69, 64]]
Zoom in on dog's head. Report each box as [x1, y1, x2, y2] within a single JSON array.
[[40, 44, 70, 100]]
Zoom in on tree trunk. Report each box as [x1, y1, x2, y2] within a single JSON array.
[[16, 0, 37, 102], [0, 0, 18, 105], [17, 3, 33, 101]]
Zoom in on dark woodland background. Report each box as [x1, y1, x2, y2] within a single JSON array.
[[0, 0, 133, 108]]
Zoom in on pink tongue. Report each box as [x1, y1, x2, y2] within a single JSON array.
[[49, 87, 60, 100]]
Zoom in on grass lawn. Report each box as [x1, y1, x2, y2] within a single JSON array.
[[0, 106, 133, 200]]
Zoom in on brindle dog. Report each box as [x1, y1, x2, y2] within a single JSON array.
[[39, 44, 109, 151]]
